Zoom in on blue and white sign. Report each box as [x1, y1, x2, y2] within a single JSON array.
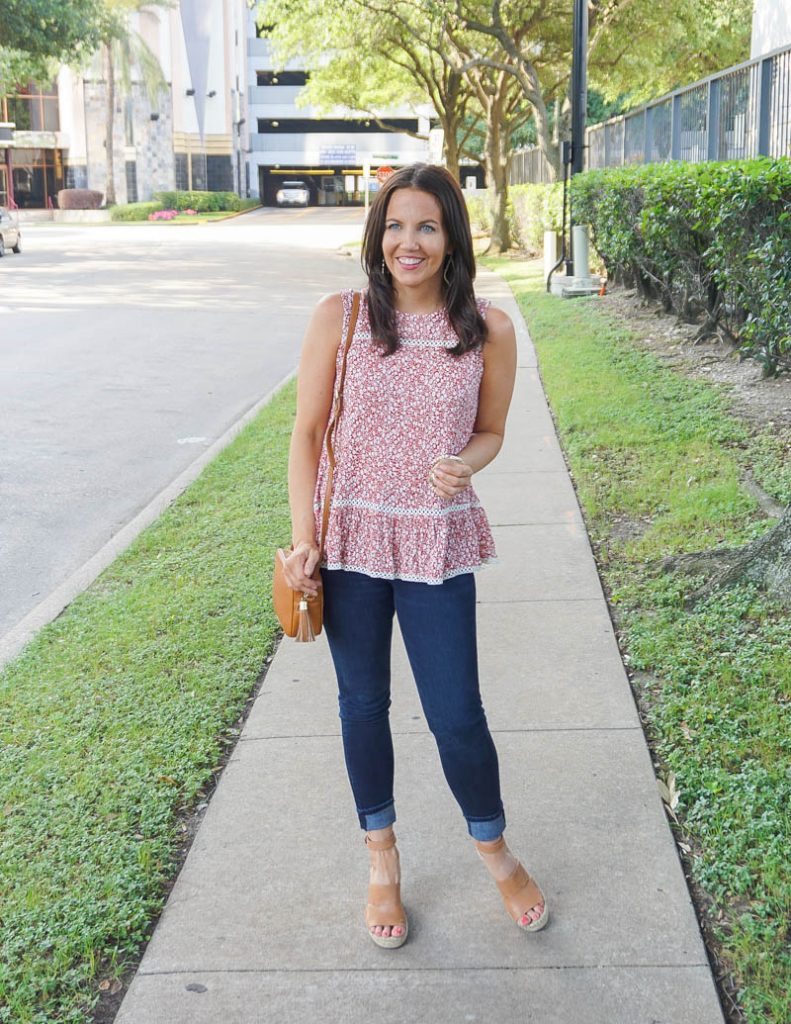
[[319, 144, 357, 165]]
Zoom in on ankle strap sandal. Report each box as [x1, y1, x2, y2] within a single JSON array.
[[364, 832, 408, 948], [476, 835, 550, 933]]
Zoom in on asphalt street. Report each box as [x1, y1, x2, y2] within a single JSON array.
[[0, 207, 365, 642]]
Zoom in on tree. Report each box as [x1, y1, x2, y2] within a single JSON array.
[[588, 0, 753, 106], [259, 0, 483, 178], [0, 0, 104, 64], [440, 25, 532, 251], [261, 0, 754, 252], [0, 0, 105, 92], [94, 1, 169, 205], [663, 505, 791, 608]]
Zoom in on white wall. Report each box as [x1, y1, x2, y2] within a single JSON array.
[[751, 0, 791, 58]]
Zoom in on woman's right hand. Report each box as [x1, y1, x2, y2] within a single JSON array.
[[277, 541, 322, 596]]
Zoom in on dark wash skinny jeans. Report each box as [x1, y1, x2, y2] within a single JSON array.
[[320, 567, 506, 841]]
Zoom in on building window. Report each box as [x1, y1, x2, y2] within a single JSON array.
[[256, 117, 419, 134], [174, 152, 209, 191], [0, 81, 60, 132], [174, 153, 188, 190], [125, 160, 138, 203], [65, 165, 88, 189], [255, 70, 308, 87], [207, 155, 234, 191], [9, 146, 64, 207]]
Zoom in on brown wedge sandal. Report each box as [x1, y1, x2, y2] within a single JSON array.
[[364, 832, 408, 949], [475, 836, 550, 933]]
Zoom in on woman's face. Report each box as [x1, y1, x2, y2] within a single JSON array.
[[381, 187, 450, 292]]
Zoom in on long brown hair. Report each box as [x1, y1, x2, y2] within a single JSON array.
[[361, 163, 487, 357]]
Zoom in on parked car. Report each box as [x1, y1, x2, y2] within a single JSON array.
[[0, 207, 21, 256], [275, 180, 310, 207]]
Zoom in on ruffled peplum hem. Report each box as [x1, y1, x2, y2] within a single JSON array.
[[314, 501, 498, 585]]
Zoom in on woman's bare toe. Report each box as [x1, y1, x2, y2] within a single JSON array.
[[520, 902, 544, 925]]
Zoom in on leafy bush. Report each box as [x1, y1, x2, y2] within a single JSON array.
[[571, 158, 791, 375], [110, 202, 162, 222], [508, 183, 564, 253], [57, 188, 103, 210], [153, 190, 241, 213], [466, 184, 563, 254], [465, 192, 491, 233]]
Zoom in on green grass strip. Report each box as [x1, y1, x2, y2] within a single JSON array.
[[0, 380, 295, 1023], [484, 257, 790, 1024]]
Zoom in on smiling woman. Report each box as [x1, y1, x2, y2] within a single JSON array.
[[277, 162, 549, 950], [363, 164, 484, 358]]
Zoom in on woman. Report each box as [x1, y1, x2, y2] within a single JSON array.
[[279, 163, 548, 948]]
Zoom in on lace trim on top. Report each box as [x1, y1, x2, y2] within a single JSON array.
[[351, 330, 459, 349]]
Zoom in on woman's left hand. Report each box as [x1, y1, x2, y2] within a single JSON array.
[[428, 457, 473, 498]]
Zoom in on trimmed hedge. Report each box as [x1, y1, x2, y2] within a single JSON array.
[[110, 202, 162, 222], [58, 188, 103, 210], [153, 190, 241, 212], [570, 158, 791, 376]]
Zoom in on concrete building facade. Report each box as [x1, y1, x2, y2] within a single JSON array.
[[1, 0, 248, 209], [245, 9, 432, 205], [751, 0, 791, 58], [1, 0, 444, 210]]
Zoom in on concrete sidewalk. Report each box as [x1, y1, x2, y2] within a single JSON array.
[[115, 269, 725, 1023]]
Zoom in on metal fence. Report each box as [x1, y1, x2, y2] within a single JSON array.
[[510, 43, 791, 184]]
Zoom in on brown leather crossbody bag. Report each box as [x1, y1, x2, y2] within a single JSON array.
[[272, 291, 361, 641]]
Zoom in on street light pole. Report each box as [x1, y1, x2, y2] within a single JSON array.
[[567, 0, 588, 273], [571, 0, 587, 178], [548, 0, 600, 295]]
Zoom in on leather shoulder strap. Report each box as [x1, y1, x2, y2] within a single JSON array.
[[319, 291, 360, 558]]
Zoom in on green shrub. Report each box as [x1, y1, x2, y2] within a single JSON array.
[[110, 202, 163, 222], [153, 190, 241, 213], [508, 183, 564, 253], [466, 184, 563, 254], [465, 192, 491, 233], [570, 158, 791, 375]]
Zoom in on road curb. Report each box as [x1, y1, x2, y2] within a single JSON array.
[[0, 368, 296, 672]]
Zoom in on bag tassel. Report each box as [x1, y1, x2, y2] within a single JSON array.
[[295, 593, 316, 643]]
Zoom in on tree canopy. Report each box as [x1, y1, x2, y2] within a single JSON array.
[[0, 0, 106, 89], [0, 0, 108, 91], [588, 0, 753, 106]]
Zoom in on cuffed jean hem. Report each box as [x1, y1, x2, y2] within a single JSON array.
[[466, 810, 506, 841], [358, 800, 396, 831]]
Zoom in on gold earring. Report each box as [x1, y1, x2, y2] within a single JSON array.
[[443, 254, 453, 286]]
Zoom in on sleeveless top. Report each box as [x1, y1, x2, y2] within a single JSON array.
[[313, 288, 498, 585]]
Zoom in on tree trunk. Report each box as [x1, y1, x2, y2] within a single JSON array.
[[103, 43, 116, 206], [484, 92, 511, 254], [664, 503, 791, 607], [531, 92, 560, 181], [439, 70, 462, 179], [441, 111, 461, 180]]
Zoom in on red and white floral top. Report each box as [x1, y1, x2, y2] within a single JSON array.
[[313, 288, 498, 585]]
